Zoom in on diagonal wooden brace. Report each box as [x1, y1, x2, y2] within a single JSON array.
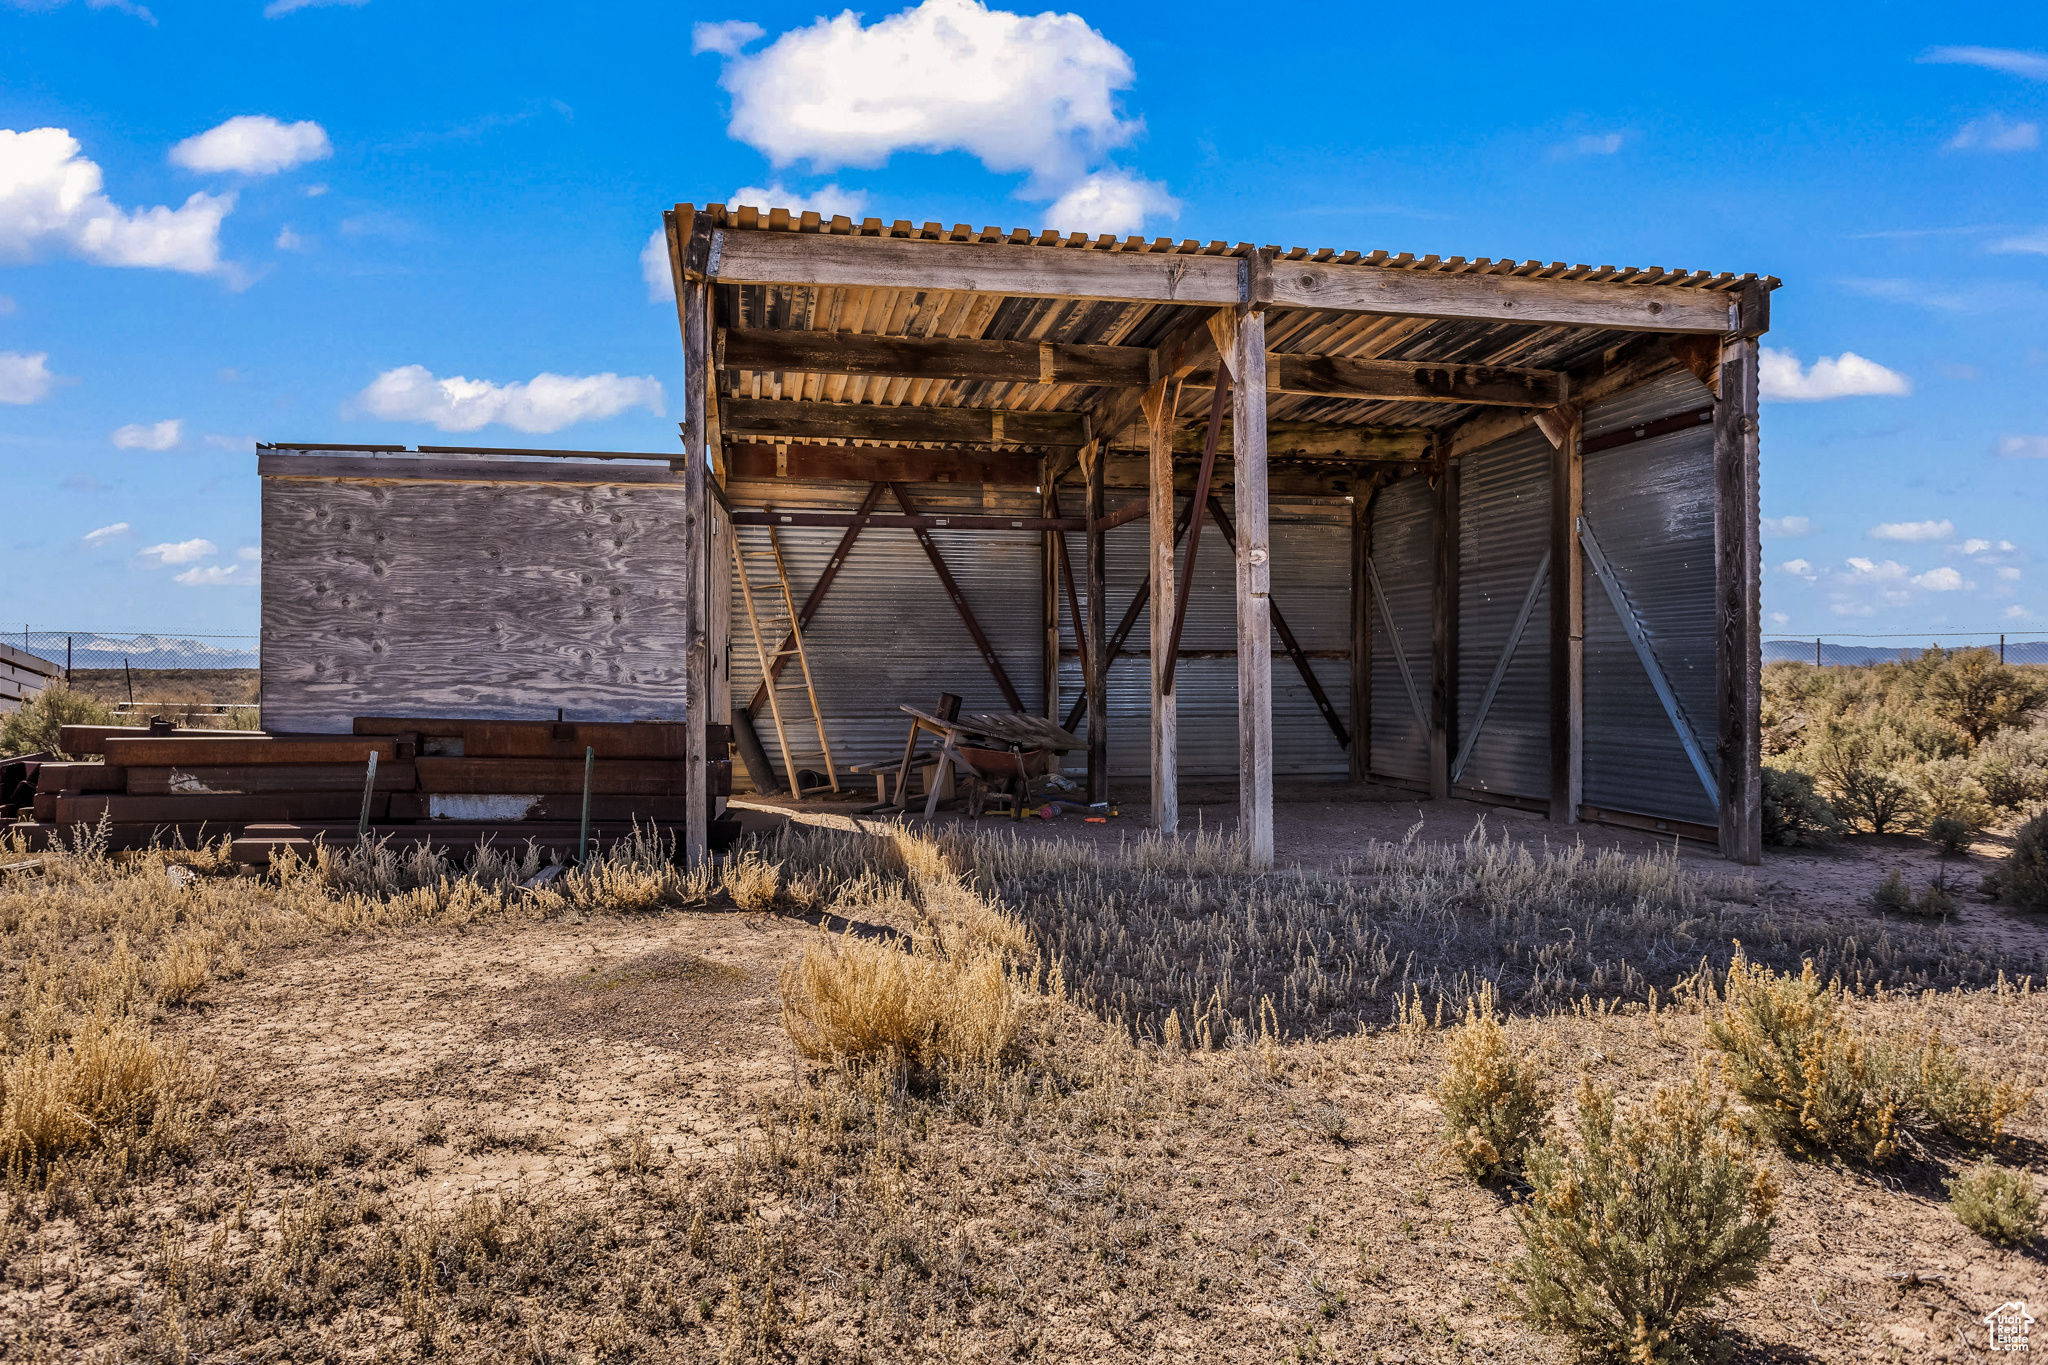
[[890, 483, 1025, 712]]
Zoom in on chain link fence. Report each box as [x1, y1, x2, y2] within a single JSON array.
[[16, 628, 259, 725], [1765, 632, 2047, 666]]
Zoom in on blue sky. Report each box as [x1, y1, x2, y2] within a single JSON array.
[[1, 0, 2043, 641]]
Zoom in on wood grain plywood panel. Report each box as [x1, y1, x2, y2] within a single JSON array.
[[261, 476, 694, 733]]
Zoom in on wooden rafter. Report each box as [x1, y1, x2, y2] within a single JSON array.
[[724, 398, 1088, 448], [706, 229, 1742, 333]]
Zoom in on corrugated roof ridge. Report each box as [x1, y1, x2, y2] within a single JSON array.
[[689, 203, 1778, 289]]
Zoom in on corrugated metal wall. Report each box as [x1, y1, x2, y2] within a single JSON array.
[[1455, 429, 1551, 800], [1055, 497, 1352, 779], [1368, 474, 1434, 782], [724, 478, 1044, 785], [1580, 371, 1720, 827]]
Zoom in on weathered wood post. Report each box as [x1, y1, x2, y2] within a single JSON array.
[[1716, 313, 1765, 865], [1217, 296, 1273, 868], [1546, 404, 1584, 825], [1084, 441, 1108, 806], [1348, 482, 1373, 783], [1429, 447, 1459, 802], [670, 207, 713, 865], [1143, 380, 1179, 831]]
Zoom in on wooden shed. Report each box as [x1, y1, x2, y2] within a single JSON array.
[[660, 203, 1774, 867]]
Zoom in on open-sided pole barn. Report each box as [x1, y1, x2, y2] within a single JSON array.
[[664, 204, 1774, 867]]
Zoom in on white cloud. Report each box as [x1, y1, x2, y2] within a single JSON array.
[[1759, 347, 1910, 400], [263, 0, 368, 16], [1949, 114, 2039, 151], [203, 432, 255, 452], [1913, 566, 1966, 591], [704, 0, 1168, 225], [5, 0, 155, 21], [174, 562, 255, 586], [0, 127, 232, 274], [1778, 558, 1817, 581], [728, 181, 871, 219], [355, 365, 665, 433], [237, 546, 261, 561], [1769, 611, 1789, 626], [170, 116, 331, 176], [1868, 518, 1954, 542], [692, 19, 765, 56], [2000, 434, 2048, 458], [0, 350, 56, 404], [110, 418, 182, 450], [1920, 46, 2048, 82], [1844, 557, 1908, 579], [140, 538, 217, 565], [81, 522, 130, 546], [1991, 230, 2048, 254], [275, 225, 303, 250], [2007, 605, 2033, 619], [640, 228, 673, 303], [1552, 132, 1625, 158], [1999, 566, 2023, 581], [1761, 515, 1812, 537], [1046, 166, 1178, 235]]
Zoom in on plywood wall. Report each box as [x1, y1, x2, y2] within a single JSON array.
[[261, 473, 694, 733]]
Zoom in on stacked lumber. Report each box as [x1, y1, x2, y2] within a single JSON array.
[[5, 717, 733, 858], [0, 642, 60, 715]]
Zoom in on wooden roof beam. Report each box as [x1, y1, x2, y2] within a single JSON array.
[[722, 328, 1559, 407], [722, 398, 1088, 447], [706, 228, 1741, 333]]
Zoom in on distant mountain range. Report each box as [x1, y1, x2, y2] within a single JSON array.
[[1764, 640, 2048, 666]]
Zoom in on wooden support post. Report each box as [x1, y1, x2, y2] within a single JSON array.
[[679, 276, 711, 864], [1084, 442, 1109, 806], [1429, 451, 1459, 802], [1042, 464, 1059, 721], [1144, 380, 1178, 832], [1715, 337, 1764, 865], [1547, 407, 1584, 825], [1349, 484, 1373, 783], [1226, 309, 1274, 867]]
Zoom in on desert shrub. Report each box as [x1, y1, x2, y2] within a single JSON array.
[[1875, 869, 1959, 918], [780, 927, 1021, 1074], [1894, 1032, 2030, 1145], [1706, 955, 1901, 1163], [1927, 815, 1971, 854], [1924, 649, 2048, 743], [1906, 756, 1993, 832], [1872, 870, 1912, 915], [1984, 809, 2048, 909], [1434, 983, 1548, 1179], [0, 683, 113, 758], [1762, 766, 1844, 847], [1807, 722, 1924, 834], [1511, 1071, 1778, 1363], [1948, 1159, 2041, 1245], [1975, 727, 2048, 813]]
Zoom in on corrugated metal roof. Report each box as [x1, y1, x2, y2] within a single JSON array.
[[692, 202, 1776, 455]]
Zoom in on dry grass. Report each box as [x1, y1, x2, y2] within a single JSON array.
[[0, 815, 2038, 1360], [1434, 983, 1548, 1178]]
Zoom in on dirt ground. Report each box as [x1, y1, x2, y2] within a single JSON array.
[[3, 786, 2043, 1361]]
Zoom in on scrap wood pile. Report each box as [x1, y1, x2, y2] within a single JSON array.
[[3, 716, 733, 860]]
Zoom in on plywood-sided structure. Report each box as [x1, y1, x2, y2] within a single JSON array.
[[659, 205, 1773, 865]]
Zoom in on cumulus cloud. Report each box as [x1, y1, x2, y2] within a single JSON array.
[[140, 538, 217, 565], [275, 225, 303, 250], [1844, 557, 1909, 580], [1949, 114, 2039, 151], [170, 116, 331, 176], [692, 19, 765, 55], [355, 365, 665, 433], [174, 562, 255, 586], [0, 350, 56, 404], [1869, 519, 1954, 542], [1913, 566, 1966, 591], [729, 181, 870, 219], [110, 418, 182, 450], [1778, 558, 1817, 581], [1999, 566, 2023, 581], [0, 127, 232, 274], [700, 0, 1171, 230], [81, 522, 130, 546], [1920, 46, 2048, 82], [1759, 347, 1910, 400], [2000, 435, 2048, 458], [1762, 515, 1812, 537], [263, 0, 368, 16], [1046, 166, 1178, 235], [2007, 605, 2033, 619], [640, 229, 673, 302]]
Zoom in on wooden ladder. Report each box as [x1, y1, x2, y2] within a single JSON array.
[[731, 522, 839, 795]]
